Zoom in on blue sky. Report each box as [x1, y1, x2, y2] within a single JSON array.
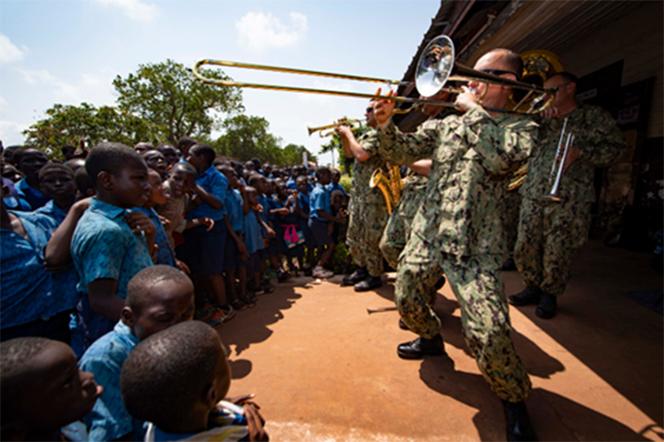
[[0, 0, 440, 164]]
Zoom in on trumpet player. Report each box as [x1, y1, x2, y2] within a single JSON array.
[[336, 104, 388, 292], [510, 72, 625, 319], [374, 49, 538, 441]]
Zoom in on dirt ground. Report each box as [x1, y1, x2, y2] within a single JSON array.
[[219, 241, 663, 441]]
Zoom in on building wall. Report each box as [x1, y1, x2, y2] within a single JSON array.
[[557, 2, 663, 138]]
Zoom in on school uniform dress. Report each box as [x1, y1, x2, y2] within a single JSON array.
[[71, 198, 153, 344], [224, 188, 245, 270], [179, 165, 228, 275], [135, 207, 176, 267]]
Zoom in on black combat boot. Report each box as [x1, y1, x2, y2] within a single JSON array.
[[535, 292, 557, 319], [341, 267, 368, 286], [502, 400, 538, 441], [508, 286, 541, 306], [354, 276, 382, 292], [397, 335, 445, 359]]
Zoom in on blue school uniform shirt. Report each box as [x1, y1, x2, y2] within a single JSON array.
[[309, 184, 331, 222], [20, 203, 79, 315], [79, 321, 144, 441], [135, 207, 176, 267], [15, 178, 50, 210], [71, 198, 153, 341], [327, 182, 347, 197], [256, 194, 271, 223], [186, 165, 228, 221], [226, 189, 244, 233], [0, 214, 56, 329], [286, 178, 297, 190], [244, 210, 264, 255]]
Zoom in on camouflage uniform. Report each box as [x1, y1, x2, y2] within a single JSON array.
[[346, 130, 389, 277], [503, 186, 522, 255], [379, 173, 428, 269], [515, 105, 624, 297], [378, 108, 537, 402]]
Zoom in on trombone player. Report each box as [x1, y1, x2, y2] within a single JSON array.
[[335, 104, 389, 292], [509, 72, 625, 319], [373, 48, 538, 442]]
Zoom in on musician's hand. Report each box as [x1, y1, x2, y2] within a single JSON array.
[[541, 106, 560, 119], [454, 86, 482, 113], [372, 88, 395, 129], [563, 146, 581, 171], [334, 125, 354, 140]]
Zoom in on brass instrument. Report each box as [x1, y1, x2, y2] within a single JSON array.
[[545, 117, 574, 202], [193, 36, 555, 116], [307, 118, 362, 137], [369, 164, 402, 214], [507, 163, 528, 192]]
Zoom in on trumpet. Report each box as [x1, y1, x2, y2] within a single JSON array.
[[307, 118, 362, 137], [545, 117, 574, 202], [193, 35, 555, 116]]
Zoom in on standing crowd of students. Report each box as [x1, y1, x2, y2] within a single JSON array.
[[0, 138, 351, 441]]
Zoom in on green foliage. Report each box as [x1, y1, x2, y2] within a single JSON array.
[[319, 123, 370, 174], [339, 174, 353, 192], [215, 114, 316, 166], [23, 103, 153, 158], [112, 59, 243, 144]]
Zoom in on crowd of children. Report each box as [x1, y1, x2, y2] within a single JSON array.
[[0, 138, 351, 440]]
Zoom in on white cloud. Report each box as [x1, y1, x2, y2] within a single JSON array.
[[0, 33, 26, 64], [236, 11, 308, 51], [0, 120, 27, 146], [0, 96, 8, 114], [94, 0, 158, 22], [16, 68, 115, 105]]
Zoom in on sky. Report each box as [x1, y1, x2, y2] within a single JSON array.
[[0, 0, 441, 165]]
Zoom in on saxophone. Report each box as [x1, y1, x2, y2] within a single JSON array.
[[369, 163, 402, 214]]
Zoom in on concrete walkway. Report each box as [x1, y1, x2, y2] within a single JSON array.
[[219, 241, 663, 441]]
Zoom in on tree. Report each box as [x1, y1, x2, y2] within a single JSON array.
[[280, 143, 317, 166], [113, 59, 243, 144], [319, 123, 370, 174], [23, 103, 153, 158]]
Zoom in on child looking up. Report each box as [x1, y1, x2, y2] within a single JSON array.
[[0, 337, 103, 441], [71, 143, 156, 343], [80, 265, 195, 441], [121, 321, 267, 441]]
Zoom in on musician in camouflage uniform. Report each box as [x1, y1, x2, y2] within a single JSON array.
[[510, 72, 625, 319], [379, 161, 430, 269], [336, 106, 388, 292], [374, 49, 539, 441]]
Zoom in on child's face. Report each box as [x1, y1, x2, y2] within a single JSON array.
[[147, 170, 168, 206], [318, 171, 331, 185], [296, 179, 308, 193], [246, 189, 258, 205], [223, 171, 238, 188], [39, 170, 76, 201], [22, 342, 102, 432], [332, 172, 341, 184], [18, 149, 48, 180], [144, 151, 168, 178], [124, 279, 195, 341], [109, 161, 151, 208], [168, 169, 192, 197], [158, 146, 180, 166]]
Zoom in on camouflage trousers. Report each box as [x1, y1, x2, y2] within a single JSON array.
[[380, 177, 427, 269], [503, 190, 522, 255], [346, 199, 388, 277], [396, 234, 532, 402], [514, 197, 591, 296]]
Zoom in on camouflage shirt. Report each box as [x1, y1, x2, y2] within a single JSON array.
[[377, 107, 538, 263], [521, 104, 624, 203], [350, 129, 387, 207]]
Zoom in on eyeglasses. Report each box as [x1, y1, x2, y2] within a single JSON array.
[[365, 107, 374, 113], [478, 69, 518, 77]]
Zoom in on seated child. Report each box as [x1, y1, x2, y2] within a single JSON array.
[[121, 321, 268, 441], [0, 337, 103, 441], [80, 265, 195, 441], [70, 143, 156, 343]]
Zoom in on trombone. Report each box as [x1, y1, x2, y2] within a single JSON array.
[[193, 35, 555, 115], [545, 117, 575, 202], [307, 118, 362, 137]]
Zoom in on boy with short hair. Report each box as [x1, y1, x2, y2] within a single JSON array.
[[121, 321, 268, 441], [80, 265, 195, 441], [136, 168, 177, 267], [0, 337, 103, 441], [14, 147, 49, 210], [308, 167, 338, 279], [142, 150, 169, 179], [71, 142, 156, 343]]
